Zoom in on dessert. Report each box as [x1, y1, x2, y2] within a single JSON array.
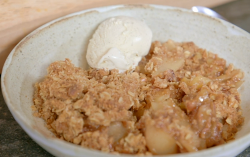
[[33, 40, 244, 155], [86, 16, 152, 72]]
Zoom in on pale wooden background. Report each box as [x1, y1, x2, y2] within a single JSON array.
[[0, 0, 234, 73]]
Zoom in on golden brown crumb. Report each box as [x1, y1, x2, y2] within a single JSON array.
[[33, 40, 244, 155]]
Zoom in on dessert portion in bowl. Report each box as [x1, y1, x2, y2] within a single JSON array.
[[32, 16, 244, 155]]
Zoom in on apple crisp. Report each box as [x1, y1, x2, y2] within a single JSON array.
[[33, 40, 244, 155]]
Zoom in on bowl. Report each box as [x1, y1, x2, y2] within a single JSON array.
[[1, 4, 250, 157]]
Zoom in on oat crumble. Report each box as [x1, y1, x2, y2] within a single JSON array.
[[33, 40, 244, 155]]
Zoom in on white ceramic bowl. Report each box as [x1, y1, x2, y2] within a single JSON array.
[[2, 4, 250, 157]]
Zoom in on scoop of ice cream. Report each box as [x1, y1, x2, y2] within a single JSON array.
[[86, 16, 152, 71]]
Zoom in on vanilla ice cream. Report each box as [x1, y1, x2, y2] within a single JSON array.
[[86, 16, 152, 71]]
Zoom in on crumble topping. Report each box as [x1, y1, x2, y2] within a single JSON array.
[[33, 40, 244, 155]]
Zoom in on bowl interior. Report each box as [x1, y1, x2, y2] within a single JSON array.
[[2, 5, 250, 157]]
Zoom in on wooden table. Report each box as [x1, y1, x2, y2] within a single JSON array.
[[0, 0, 234, 73]]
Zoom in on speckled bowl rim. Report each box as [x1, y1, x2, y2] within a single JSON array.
[[2, 4, 250, 157]]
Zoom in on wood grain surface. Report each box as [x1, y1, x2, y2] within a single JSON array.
[[0, 0, 234, 73]]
